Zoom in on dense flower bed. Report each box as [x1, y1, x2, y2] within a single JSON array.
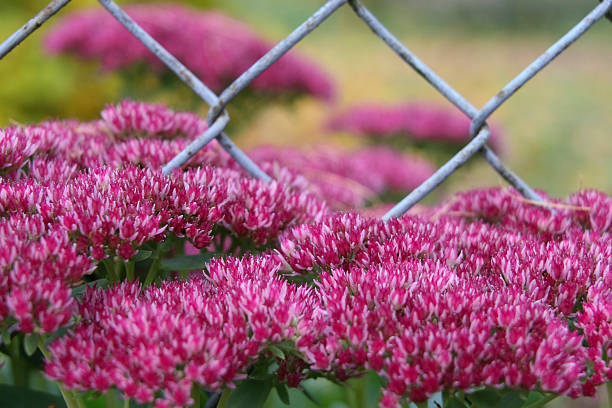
[[2, 102, 612, 408]]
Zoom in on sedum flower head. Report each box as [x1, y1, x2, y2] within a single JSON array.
[[327, 102, 505, 152], [45, 5, 335, 100], [45, 255, 316, 407]]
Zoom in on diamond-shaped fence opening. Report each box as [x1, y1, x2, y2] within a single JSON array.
[[1, 0, 611, 222]]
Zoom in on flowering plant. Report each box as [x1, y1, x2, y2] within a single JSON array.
[[247, 145, 435, 210], [45, 4, 335, 123], [327, 102, 506, 163], [2, 102, 612, 408]]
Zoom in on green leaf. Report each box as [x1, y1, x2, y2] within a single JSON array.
[[131, 250, 152, 262], [160, 254, 212, 271], [445, 395, 468, 408], [72, 279, 109, 299], [522, 391, 545, 406], [521, 392, 558, 408], [23, 333, 39, 356], [497, 391, 526, 408], [299, 385, 321, 407], [468, 388, 502, 407], [1, 328, 11, 346], [269, 345, 285, 360], [275, 382, 290, 405], [247, 360, 272, 381], [226, 379, 273, 408], [0, 384, 66, 408]]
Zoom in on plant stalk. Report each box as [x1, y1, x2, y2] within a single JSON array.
[[103, 258, 119, 283], [38, 338, 85, 408], [144, 249, 161, 286], [105, 390, 120, 408], [8, 336, 28, 388], [125, 260, 135, 282], [190, 384, 201, 408], [114, 260, 124, 281]]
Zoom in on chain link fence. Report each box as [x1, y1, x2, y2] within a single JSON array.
[[1, 0, 611, 222]]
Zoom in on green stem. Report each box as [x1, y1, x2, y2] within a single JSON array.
[[608, 382, 612, 408], [125, 261, 135, 282], [8, 335, 27, 388], [38, 339, 85, 408], [103, 258, 118, 283], [345, 377, 366, 408], [123, 398, 130, 408], [175, 238, 185, 256], [105, 390, 120, 408], [190, 384, 201, 408], [144, 250, 161, 286], [114, 260, 124, 281], [216, 388, 232, 408]]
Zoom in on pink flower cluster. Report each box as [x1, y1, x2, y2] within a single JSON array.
[[248, 145, 435, 209], [0, 102, 333, 334], [216, 168, 328, 245], [302, 262, 588, 406], [101, 100, 209, 141], [45, 4, 335, 100], [41, 186, 612, 406], [0, 101, 233, 178], [0, 127, 38, 173], [276, 189, 612, 405], [45, 255, 315, 407], [0, 159, 329, 332], [0, 215, 93, 333], [0, 163, 227, 333], [327, 102, 505, 152], [443, 187, 612, 236]]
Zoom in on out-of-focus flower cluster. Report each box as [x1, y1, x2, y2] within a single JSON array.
[[327, 102, 505, 153], [248, 145, 435, 209], [45, 4, 335, 100]]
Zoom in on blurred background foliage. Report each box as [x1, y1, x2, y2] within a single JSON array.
[[0, 1, 611, 407]]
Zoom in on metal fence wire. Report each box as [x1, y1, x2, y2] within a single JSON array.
[[1, 0, 611, 222]]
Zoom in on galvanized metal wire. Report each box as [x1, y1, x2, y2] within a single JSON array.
[[1, 0, 611, 221]]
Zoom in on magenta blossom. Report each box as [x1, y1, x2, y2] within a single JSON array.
[[24, 185, 612, 406], [218, 167, 330, 246], [100, 100, 208, 140], [297, 260, 589, 406], [0, 127, 39, 174], [279, 189, 612, 404], [45, 255, 316, 407], [0, 101, 234, 177], [248, 145, 435, 209], [46, 5, 335, 100], [327, 102, 505, 152], [0, 214, 94, 333]]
